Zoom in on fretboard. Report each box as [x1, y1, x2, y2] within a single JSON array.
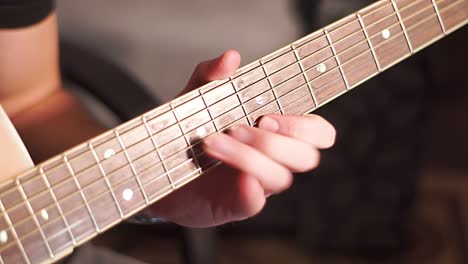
[[1, 0, 467, 263]]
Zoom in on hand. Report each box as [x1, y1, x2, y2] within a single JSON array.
[[149, 50, 336, 227]]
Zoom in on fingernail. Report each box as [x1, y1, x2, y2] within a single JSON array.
[[228, 126, 251, 144], [259, 117, 279, 132], [204, 134, 233, 156]]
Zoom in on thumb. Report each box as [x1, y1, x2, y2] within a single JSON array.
[[182, 50, 241, 93]]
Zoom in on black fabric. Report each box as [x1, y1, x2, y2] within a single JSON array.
[[0, 0, 54, 28]]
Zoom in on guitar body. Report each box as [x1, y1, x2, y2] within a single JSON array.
[[0, 106, 34, 185]]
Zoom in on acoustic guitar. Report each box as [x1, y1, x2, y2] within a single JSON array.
[[0, 0, 466, 263]]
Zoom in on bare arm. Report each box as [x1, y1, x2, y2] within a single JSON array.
[[0, 13, 105, 162]]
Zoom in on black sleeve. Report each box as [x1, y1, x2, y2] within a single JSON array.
[[0, 0, 55, 28]]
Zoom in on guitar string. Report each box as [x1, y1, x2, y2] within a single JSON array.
[[1, 0, 460, 256], [10, 0, 430, 189], [0, 0, 458, 252], [0, 66, 335, 251], [0, 0, 437, 221], [4, 0, 435, 204], [0, 71, 343, 253], [3, 0, 430, 200], [0, 0, 454, 236], [0, 0, 454, 247], [0, 8, 457, 253], [0, 36, 416, 250], [0, 53, 392, 251], [48, 0, 443, 176]]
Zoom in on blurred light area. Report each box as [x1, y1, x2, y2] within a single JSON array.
[[57, 0, 301, 101]]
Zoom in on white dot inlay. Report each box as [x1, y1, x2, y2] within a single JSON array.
[[104, 149, 115, 159], [196, 127, 207, 137], [41, 209, 49, 221], [382, 29, 391, 40], [317, 63, 327, 73], [255, 96, 265, 105], [122, 188, 134, 201], [0, 230, 8, 244]]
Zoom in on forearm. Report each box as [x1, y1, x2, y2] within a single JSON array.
[[0, 13, 60, 116], [10, 88, 106, 163], [0, 12, 106, 163]]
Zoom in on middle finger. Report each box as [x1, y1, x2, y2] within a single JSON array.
[[228, 125, 320, 172]]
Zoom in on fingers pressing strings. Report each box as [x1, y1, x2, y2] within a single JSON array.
[[203, 133, 293, 195], [258, 114, 336, 149], [228, 125, 321, 173]]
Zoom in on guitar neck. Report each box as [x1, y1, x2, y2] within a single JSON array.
[[1, 0, 467, 263]]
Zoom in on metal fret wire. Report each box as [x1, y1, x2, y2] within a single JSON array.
[[4, 0, 433, 204], [259, 61, 285, 114], [357, 13, 382, 72], [197, 89, 221, 132], [89, 143, 124, 218], [229, 76, 254, 126], [34, 0, 444, 188], [39, 168, 76, 246], [7, 68, 331, 248], [291, 45, 319, 107], [3, 53, 356, 251], [0, 0, 451, 235], [431, 0, 447, 33], [15, 179, 54, 258], [2, 9, 456, 251], [63, 155, 100, 232], [169, 103, 203, 181], [323, 28, 351, 89], [0, 0, 428, 200], [0, 200, 29, 263], [115, 127, 151, 203], [0, 0, 461, 253], [10, 0, 425, 190], [141, 117, 176, 192], [0, 0, 454, 246], [391, 0, 415, 53]]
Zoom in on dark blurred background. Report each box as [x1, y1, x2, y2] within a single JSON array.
[[57, 0, 468, 263]]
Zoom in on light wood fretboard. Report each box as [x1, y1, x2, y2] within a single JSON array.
[[0, 0, 466, 263]]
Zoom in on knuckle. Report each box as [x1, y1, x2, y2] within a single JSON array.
[[256, 137, 275, 154], [194, 62, 204, 73], [248, 128, 274, 152], [237, 154, 256, 170], [194, 61, 209, 73], [286, 121, 300, 139]]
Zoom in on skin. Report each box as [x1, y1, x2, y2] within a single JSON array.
[[0, 13, 336, 228]]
